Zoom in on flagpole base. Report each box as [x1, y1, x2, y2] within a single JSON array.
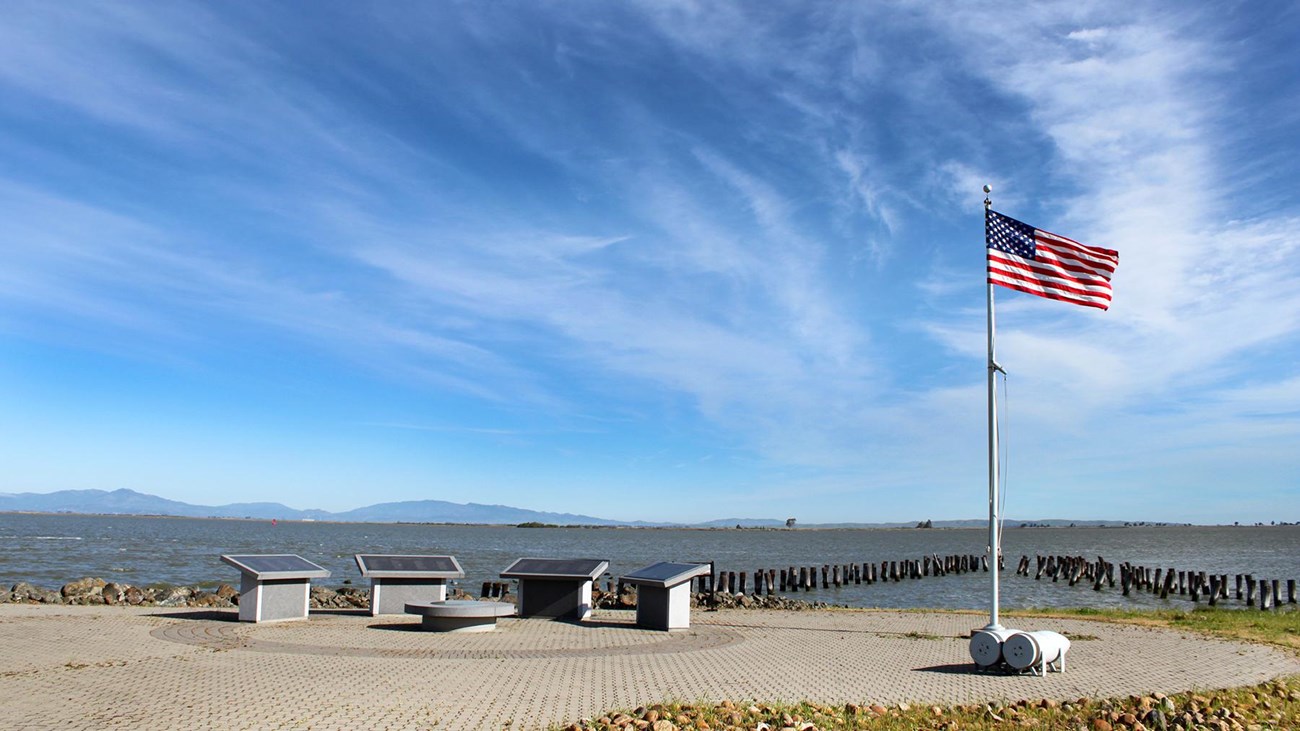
[[969, 626, 1019, 669]]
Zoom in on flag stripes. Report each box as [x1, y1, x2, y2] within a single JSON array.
[[985, 209, 1118, 311]]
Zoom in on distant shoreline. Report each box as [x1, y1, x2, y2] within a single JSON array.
[[3, 509, 1282, 529], [7, 487, 1292, 528]]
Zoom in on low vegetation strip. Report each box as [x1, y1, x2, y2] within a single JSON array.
[[554, 681, 1298, 731]]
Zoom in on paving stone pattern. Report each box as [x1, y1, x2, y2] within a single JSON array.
[[1, 604, 1296, 731]]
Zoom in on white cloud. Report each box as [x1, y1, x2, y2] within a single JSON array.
[[2, 1, 1296, 520]]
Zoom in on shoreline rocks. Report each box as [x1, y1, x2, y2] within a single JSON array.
[[4, 578, 841, 612], [3, 579, 244, 609]]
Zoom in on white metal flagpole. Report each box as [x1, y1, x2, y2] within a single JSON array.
[[984, 183, 1003, 631], [968, 184, 1015, 668]]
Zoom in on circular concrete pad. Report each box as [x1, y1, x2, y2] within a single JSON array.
[[406, 600, 517, 633], [1, 604, 1296, 731]]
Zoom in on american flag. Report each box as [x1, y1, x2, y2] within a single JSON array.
[[986, 209, 1119, 311]]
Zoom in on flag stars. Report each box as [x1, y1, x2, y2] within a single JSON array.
[[986, 210, 1037, 259]]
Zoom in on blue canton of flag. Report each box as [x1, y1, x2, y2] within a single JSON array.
[[986, 211, 1038, 259]]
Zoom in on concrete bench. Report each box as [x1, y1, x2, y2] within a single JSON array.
[[220, 554, 330, 623], [500, 557, 609, 620], [405, 600, 516, 632], [620, 561, 711, 630], [354, 554, 464, 616]]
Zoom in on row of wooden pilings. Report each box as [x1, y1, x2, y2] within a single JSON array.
[[683, 552, 1295, 611], [1014, 553, 1298, 609], [692, 553, 1000, 596], [480, 581, 510, 598]]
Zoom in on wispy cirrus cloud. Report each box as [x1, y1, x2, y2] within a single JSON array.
[[2, 1, 1296, 520], [900, 3, 1300, 509]]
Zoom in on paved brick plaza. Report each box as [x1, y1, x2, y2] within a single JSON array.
[[1, 604, 1296, 730]]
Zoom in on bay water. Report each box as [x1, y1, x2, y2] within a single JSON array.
[[2, 513, 1296, 611]]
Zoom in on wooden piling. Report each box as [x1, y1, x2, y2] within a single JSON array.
[[1236, 574, 1243, 600], [1246, 575, 1256, 605], [1289, 579, 1296, 604], [1260, 580, 1273, 610]]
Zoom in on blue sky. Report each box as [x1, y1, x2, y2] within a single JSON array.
[[2, 2, 1297, 524]]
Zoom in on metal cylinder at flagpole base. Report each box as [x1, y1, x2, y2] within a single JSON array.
[[1002, 630, 1070, 675], [969, 627, 1019, 669]]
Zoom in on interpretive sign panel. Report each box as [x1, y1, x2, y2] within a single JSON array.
[[355, 554, 463, 578], [500, 557, 609, 620], [621, 561, 709, 589], [500, 558, 609, 581], [219, 554, 329, 623], [354, 554, 465, 615], [620, 561, 709, 631], [220, 554, 330, 579]]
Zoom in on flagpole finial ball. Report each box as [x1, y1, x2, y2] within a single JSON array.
[[983, 184, 992, 194]]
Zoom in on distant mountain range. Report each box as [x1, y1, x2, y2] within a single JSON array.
[[0, 488, 630, 525], [0, 488, 1134, 528]]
